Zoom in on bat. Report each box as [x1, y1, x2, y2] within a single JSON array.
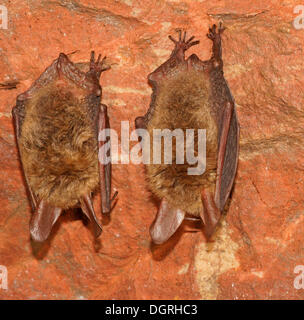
[[135, 24, 239, 244], [12, 51, 117, 242]]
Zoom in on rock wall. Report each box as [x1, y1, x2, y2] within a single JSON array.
[[0, 0, 304, 299]]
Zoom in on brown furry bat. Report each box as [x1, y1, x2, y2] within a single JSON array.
[[12, 52, 117, 242], [135, 24, 239, 244]]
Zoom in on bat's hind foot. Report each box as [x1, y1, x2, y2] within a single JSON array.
[[207, 23, 225, 41], [169, 30, 200, 54], [207, 23, 225, 65], [89, 51, 110, 78]]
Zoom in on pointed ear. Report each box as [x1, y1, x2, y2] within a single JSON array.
[[150, 198, 185, 244], [30, 201, 62, 242]]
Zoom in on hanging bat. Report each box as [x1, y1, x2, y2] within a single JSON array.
[[12, 51, 117, 242], [135, 24, 239, 244]]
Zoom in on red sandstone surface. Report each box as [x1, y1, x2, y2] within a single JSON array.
[[0, 0, 304, 299]]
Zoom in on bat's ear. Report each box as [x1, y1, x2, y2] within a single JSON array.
[[150, 198, 185, 244], [30, 201, 62, 242]]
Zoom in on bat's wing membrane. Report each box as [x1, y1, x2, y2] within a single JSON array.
[[98, 104, 113, 214], [12, 103, 38, 212], [215, 101, 239, 211], [199, 100, 238, 239], [13, 104, 60, 243], [205, 24, 240, 211]]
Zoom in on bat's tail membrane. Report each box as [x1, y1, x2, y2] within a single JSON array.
[[150, 198, 185, 244], [80, 194, 102, 238], [30, 201, 62, 242]]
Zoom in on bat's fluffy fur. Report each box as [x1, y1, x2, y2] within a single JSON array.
[[146, 71, 218, 215], [19, 85, 99, 209]]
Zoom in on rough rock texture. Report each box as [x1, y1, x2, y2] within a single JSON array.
[[0, 0, 304, 300]]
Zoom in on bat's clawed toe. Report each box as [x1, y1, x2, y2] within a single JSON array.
[[218, 21, 226, 33], [96, 53, 102, 64], [169, 30, 199, 52], [168, 35, 176, 44], [207, 23, 225, 41], [110, 191, 118, 206]]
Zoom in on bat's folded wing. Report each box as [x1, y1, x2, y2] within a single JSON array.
[[215, 101, 240, 211]]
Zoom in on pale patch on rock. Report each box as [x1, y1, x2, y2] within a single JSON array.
[[102, 98, 127, 107], [103, 85, 151, 96], [131, 8, 141, 17], [178, 263, 189, 275], [265, 236, 287, 248], [153, 48, 171, 57], [142, 19, 154, 26], [161, 22, 172, 30], [224, 64, 249, 79], [121, 0, 132, 6], [251, 271, 264, 278], [194, 221, 239, 299], [0, 112, 11, 118]]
